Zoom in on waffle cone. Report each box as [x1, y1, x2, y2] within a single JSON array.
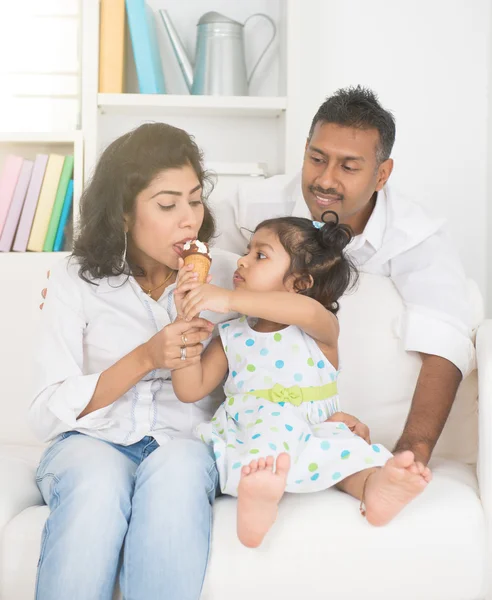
[[183, 253, 211, 283]]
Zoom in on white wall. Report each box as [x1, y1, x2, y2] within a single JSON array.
[[287, 0, 490, 313]]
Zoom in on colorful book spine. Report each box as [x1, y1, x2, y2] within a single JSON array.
[[43, 155, 74, 252], [99, 0, 126, 93], [12, 155, 49, 252], [0, 155, 24, 237], [53, 179, 74, 252], [0, 160, 34, 252], [27, 154, 65, 252], [126, 0, 166, 94]]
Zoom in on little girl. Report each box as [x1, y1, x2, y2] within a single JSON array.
[[172, 212, 431, 548]]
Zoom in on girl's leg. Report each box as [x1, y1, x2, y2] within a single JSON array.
[[35, 433, 135, 600], [336, 451, 432, 526], [121, 438, 218, 600]]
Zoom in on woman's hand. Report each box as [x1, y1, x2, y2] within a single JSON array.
[[143, 317, 214, 371], [326, 412, 371, 443], [174, 258, 212, 319], [181, 284, 233, 321]]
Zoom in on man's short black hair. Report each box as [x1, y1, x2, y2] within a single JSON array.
[[308, 86, 396, 163]]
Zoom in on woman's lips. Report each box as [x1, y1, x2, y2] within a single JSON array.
[[233, 271, 244, 283]]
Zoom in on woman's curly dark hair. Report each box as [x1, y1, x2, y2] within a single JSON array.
[[254, 211, 358, 315], [72, 122, 215, 282]]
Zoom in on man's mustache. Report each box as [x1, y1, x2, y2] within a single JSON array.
[[309, 186, 344, 202]]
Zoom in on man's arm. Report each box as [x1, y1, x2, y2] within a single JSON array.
[[393, 353, 462, 465], [390, 229, 476, 465]]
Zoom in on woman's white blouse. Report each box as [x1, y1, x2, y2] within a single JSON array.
[[28, 249, 238, 445]]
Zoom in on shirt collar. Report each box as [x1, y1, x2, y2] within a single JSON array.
[[359, 188, 387, 252], [290, 177, 387, 252]]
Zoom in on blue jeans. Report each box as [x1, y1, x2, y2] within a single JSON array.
[[35, 432, 218, 600]]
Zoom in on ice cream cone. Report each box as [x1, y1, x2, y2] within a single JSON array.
[[182, 239, 212, 283], [183, 253, 211, 283]]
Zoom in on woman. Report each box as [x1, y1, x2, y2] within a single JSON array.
[[29, 123, 237, 600]]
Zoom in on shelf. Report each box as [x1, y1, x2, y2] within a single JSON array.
[[0, 132, 81, 144], [98, 94, 287, 118], [0, 251, 70, 260]]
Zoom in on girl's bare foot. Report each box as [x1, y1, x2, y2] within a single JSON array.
[[237, 453, 290, 548], [363, 451, 431, 526]]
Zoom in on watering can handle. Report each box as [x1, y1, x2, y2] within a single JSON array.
[[244, 13, 277, 86]]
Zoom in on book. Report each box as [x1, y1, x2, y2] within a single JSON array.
[[0, 160, 34, 252], [27, 154, 65, 252], [99, 0, 126, 93], [13, 155, 49, 252], [53, 179, 74, 252], [125, 0, 166, 94], [43, 155, 74, 251], [0, 156, 24, 237]]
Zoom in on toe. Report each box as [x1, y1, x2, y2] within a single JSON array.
[[275, 453, 291, 476], [249, 460, 258, 473], [241, 465, 251, 477], [258, 457, 266, 470], [265, 456, 274, 471], [392, 451, 415, 469]]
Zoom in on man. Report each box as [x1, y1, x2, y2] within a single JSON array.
[[214, 85, 475, 467]]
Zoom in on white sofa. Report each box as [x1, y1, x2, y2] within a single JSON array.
[[0, 251, 491, 600]]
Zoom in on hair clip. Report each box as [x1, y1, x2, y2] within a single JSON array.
[[312, 221, 324, 229]]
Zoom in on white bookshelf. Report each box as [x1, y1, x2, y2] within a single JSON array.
[[0, 131, 83, 258], [98, 93, 288, 118], [82, 0, 302, 181]]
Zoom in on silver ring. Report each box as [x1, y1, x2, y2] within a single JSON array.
[[180, 346, 187, 361], [181, 334, 187, 345]]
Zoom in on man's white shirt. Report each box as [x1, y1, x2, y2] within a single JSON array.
[[213, 172, 476, 377]]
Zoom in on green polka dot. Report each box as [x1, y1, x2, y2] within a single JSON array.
[[247, 423, 255, 429], [283, 442, 290, 451], [239, 316, 246, 323], [227, 397, 234, 405], [274, 333, 282, 342], [255, 419, 263, 425], [271, 427, 279, 432], [226, 444, 236, 449], [308, 463, 318, 472], [365, 457, 374, 464], [247, 364, 256, 372], [201, 434, 206, 442], [307, 358, 315, 367], [211, 417, 217, 422], [236, 354, 242, 362], [225, 346, 228, 352], [250, 449, 260, 454], [218, 429, 224, 435]]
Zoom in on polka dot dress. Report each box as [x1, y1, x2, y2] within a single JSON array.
[[196, 316, 392, 496]]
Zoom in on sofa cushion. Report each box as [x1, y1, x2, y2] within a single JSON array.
[[0, 458, 483, 600], [337, 274, 479, 464]]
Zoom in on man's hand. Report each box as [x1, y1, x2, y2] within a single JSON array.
[[326, 411, 371, 443], [393, 353, 462, 466]]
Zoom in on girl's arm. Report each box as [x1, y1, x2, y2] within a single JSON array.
[[172, 337, 229, 403], [182, 286, 339, 347]]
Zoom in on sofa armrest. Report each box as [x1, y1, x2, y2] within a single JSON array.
[[476, 318, 492, 600], [477, 320, 492, 499], [0, 451, 43, 533]]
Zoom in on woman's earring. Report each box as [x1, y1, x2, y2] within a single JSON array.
[[120, 231, 128, 270]]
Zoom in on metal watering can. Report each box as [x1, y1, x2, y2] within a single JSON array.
[[159, 10, 277, 96]]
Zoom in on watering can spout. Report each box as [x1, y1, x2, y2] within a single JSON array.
[[159, 9, 193, 92]]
